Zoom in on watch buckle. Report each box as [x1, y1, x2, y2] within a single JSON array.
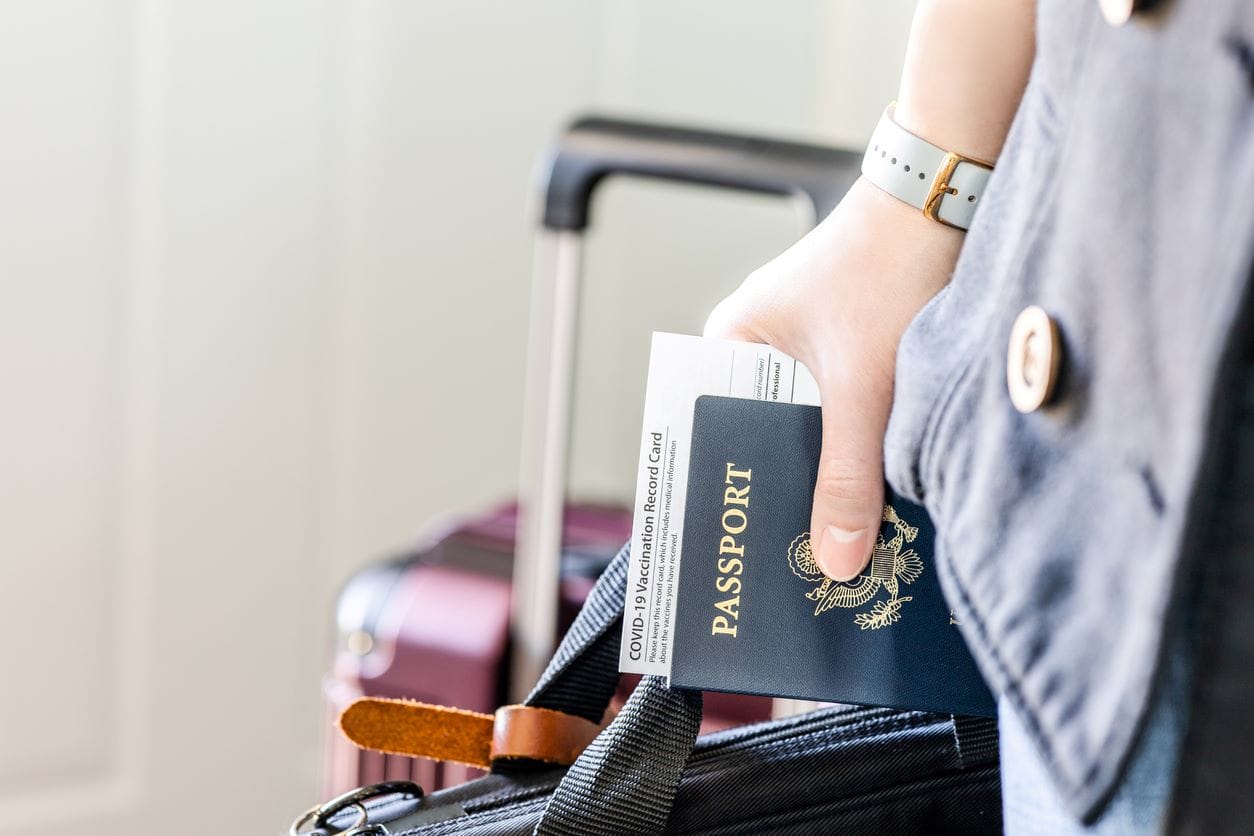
[[923, 151, 985, 229]]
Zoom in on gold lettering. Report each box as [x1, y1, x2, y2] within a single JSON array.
[[712, 462, 752, 640], [711, 615, 737, 637], [714, 596, 740, 619], [723, 482, 750, 507]]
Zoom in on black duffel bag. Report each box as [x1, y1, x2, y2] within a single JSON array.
[[291, 546, 1001, 835]]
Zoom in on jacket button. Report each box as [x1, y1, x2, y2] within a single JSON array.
[[1098, 0, 1140, 26], [1007, 306, 1062, 414]]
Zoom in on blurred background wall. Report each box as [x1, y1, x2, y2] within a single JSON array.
[[0, 1, 912, 832]]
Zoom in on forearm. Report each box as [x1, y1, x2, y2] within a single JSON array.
[[895, 0, 1036, 164]]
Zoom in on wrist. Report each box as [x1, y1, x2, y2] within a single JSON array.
[[838, 177, 964, 323], [847, 175, 964, 254]]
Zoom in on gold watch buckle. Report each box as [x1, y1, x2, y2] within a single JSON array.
[[922, 151, 990, 229]]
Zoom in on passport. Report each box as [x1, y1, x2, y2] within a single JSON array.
[[669, 395, 996, 717]]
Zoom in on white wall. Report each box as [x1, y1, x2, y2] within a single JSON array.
[[0, 2, 913, 832]]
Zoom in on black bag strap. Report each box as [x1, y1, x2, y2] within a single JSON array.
[[522, 545, 705, 835], [537, 677, 702, 836], [522, 543, 631, 723], [952, 713, 1000, 769]]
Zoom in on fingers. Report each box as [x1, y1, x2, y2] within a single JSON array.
[[810, 366, 890, 582], [704, 279, 892, 584]]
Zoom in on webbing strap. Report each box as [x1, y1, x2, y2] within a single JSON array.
[[952, 714, 1000, 769], [523, 544, 630, 723], [536, 677, 702, 836], [521, 544, 706, 835]]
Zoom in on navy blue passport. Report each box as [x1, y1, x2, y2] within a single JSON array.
[[670, 396, 995, 717]]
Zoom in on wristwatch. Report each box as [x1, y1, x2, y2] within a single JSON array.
[[860, 105, 994, 230]]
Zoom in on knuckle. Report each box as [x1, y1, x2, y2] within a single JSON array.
[[813, 467, 882, 511], [705, 287, 775, 343]]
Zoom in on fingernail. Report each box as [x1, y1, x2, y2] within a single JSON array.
[[818, 525, 870, 581]]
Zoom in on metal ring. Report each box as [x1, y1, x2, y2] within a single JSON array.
[[290, 781, 422, 835], [345, 803, 369, 831]]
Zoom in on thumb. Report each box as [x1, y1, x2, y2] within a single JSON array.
[[810, 369, 890, 582]]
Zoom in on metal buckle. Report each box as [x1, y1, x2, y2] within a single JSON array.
[[290, 781, 423, 836], [922, 151, 988, 229]]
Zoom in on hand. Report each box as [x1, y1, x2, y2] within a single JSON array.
[[703, 176, 963, 581]]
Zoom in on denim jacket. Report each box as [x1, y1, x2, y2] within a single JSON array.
[[884, 0, 1254, 820]]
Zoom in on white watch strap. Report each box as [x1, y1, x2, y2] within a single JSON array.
[[860, 106, 993, 230]]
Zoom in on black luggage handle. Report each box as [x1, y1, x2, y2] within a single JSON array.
[[539, 116, 861, 232]]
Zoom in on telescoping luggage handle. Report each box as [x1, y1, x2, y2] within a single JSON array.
[[513, 116, 862, 698], [538, 116, 856, 232]]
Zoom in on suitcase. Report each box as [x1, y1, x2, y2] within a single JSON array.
[[322, 113, 851, 798]]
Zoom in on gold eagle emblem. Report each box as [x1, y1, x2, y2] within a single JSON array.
[[787, 505, 923, 630]]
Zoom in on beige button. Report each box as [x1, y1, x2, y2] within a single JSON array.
[[1098, 0, 1137, 26], [1007, 306, 1062, 414]]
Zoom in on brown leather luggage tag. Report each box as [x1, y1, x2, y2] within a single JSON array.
[[338, 698, 607, 769]]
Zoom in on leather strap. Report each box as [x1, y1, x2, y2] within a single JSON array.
[[492, 704, 605, 766], [338, 697, 606, 769], [861, 105, 993, 230], [339, 699, 493, 768]]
